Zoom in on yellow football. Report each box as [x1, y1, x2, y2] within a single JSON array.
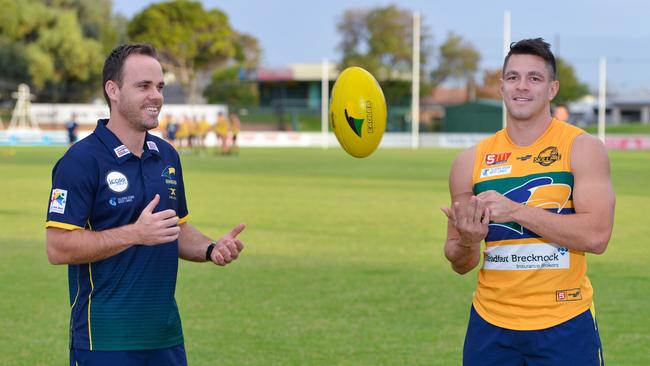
[[329, 67, 387, 158]]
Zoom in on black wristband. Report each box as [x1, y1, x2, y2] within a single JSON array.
[[205, 242, 216, 261]]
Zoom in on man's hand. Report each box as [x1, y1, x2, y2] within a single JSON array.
[[209, 224, 246, 266], [132, 194, 180, 245], [442, 196, 490, 248], [476, 190, 520, 223]]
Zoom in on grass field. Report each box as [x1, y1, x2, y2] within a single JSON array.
[[1, 146, 649, 365], [584, 123, 650, 135]]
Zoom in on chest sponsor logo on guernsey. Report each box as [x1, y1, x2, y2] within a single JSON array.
[[480, 165, 512, 178], [106, 171, 129, 193], [483, 243, 570, 270], [49, 188, 68, 214], [485, 152, 512, 166]]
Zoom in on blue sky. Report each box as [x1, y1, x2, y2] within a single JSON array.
[[113, 0, 650, 94]]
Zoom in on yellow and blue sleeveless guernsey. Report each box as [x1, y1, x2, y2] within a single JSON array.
[[45, 119, 189, 351], [472, 118, 592, 330]]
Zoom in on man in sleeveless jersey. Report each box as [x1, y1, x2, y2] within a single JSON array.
[[442, 38, 614, 365], [46, 44, 246, 365]]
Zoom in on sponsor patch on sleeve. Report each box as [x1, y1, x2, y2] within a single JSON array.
[[49, 188, 68, 214]]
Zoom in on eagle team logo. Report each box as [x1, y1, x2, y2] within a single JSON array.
[[161, 166, 177, 185], [161, 166, 176, 179], [344, 102, 365, 137], [534, 146, 561, 166], [490, 177, 571, 235]]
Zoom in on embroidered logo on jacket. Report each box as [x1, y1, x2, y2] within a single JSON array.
[[161, 166, 177, 185]]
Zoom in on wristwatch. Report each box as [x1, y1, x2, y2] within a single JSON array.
[[205, 242, 216, 261]]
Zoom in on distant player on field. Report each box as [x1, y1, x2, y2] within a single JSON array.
[[442, 38, 615, 365], [45, 43, 246, 365], [65, 113, 79, 146], [229, 112, 241, 154], [214, 111, 230, 154]]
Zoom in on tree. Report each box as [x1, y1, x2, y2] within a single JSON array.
[[203, 66, 259, 109], [128, 0, 238, 104], [232, 32, 262, 70], [47, 0, 128, 54], [337, 5, 432, 105], [431, 32, 480, 100], [477, 68, 502, 100], [554, 57, 589, 104], [0, 0, 121, 102], [203, 32, 262, 108]]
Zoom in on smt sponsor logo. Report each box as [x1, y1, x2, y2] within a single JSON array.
[[483, 243, 570, 270], [106, 171, 129, 193], [556, 288, 582, 302], [485, 152, 512, 166], [480, 165, 512, 178]]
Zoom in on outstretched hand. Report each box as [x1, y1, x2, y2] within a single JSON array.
[[209, 224, 246, 266], [442, 196, 490, 247], [132, 194, 180, 245]]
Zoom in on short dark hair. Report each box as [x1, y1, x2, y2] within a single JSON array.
[[102, 43, 158, 108], [503, 38, 556, 80]]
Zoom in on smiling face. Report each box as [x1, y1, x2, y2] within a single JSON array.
[[108, 54, 164, 132], [501, 54, 559, 123]]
